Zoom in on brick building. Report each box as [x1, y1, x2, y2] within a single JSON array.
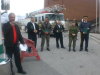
[[44, 0, 96, 21]]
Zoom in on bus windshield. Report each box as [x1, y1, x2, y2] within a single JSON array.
[[45, 14, 64, 21]]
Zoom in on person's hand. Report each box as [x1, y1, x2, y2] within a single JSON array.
[[45, 32, 49, 34], [10, 22, 15, 25], [56, 30, 58, 32], [87, 28, 90, 30], [34, 30, 37, 33], [83, 32, 86, 34], [72, 34, 76, 36]]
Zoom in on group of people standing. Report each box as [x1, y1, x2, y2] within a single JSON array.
[[27, 17, 67, 52], [68, 16, 91, 52], [27, 16, 91, 52], [27, 17, 51, 51], [2, 12, 91, 74]]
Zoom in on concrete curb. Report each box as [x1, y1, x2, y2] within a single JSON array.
[[90, 34, 100, 44]]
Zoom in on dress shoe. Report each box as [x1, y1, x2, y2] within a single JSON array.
[[69, 49, 71, 52], [73, 49, 76, 52], [80, 48, 83, 51], [61, 47, 65, 49], [85, 49, 88, 52], [18, 70, 27, 74], [47, 48, 50, 51], [40, 49, 43, 52], [69, 48, 71, 52], [57, 46, 59, 49]]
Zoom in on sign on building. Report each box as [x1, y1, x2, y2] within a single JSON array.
[[1, 0, 10, 10]]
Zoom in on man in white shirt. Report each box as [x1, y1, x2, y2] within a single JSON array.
[[53, 20, 65, 49], [27, 17, 39, 48]]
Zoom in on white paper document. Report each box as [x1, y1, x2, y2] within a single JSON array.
[[0, 61, 7, 65], [19, 44, 28, 51]]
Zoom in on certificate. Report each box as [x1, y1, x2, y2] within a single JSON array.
[[19, 44, 28, 51]]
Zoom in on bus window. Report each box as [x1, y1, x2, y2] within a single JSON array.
[[42, 16, 44, 21], [45, 14, 64, 21], [39, 17, 41, 21], [35, 17, 37, 22]]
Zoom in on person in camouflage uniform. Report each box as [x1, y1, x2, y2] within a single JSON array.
[[68, 22, 79, 52]]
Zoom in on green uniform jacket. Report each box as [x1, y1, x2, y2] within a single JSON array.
[[69, 26, 79, 37], [41, 22, 52, 35]]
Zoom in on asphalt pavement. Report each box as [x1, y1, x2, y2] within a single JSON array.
[[0, 32, 100, 75]]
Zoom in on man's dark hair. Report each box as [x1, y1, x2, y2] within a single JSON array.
[[45, 17, 49, 19], [45, 17, 48, 18]]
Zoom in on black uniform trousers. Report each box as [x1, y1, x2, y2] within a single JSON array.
[[5, 44, 23, 72], [28, 34, 37, 48], [27, 34, 37, 52], [80, 33, 89, 50], [56, 33, 64, 48]]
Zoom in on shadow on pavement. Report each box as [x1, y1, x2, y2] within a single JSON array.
[[16, 57, 62, 75]]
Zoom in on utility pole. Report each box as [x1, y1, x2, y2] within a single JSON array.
[[0, 0, 10, 54], [0, 11, 3, 54], [98, 0, 100, 33], [96, 0, 100, 33], [96, 0, 98, 33]]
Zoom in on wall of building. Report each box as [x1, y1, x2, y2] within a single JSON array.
[[44, 0, 96, 21]]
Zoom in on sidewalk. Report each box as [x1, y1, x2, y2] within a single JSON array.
[[90, 33, 100, 43], [90, 33, 100, 40]]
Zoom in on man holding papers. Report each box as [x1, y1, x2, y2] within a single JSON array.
[[79, 16, 91, 52], [2, 13, 26, 74]]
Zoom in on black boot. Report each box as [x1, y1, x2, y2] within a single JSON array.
[[28, 47, 31, 53], [85, 48, 88, 52], [80, 48, 83, 51], [69, 47, 71, 52], [47, 48, 50, 51], [61, 46, 65, 49], [18, 70, 27, 74], [41, 48, 43, 52], [73, 49, 76, 52], [56, 46, 59, 48]]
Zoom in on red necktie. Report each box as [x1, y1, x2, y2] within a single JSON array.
[[12, 25, 17, 44]]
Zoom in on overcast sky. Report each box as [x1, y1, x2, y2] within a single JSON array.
[[10, 0, 44, 16], [0, 0, 44, 23]]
